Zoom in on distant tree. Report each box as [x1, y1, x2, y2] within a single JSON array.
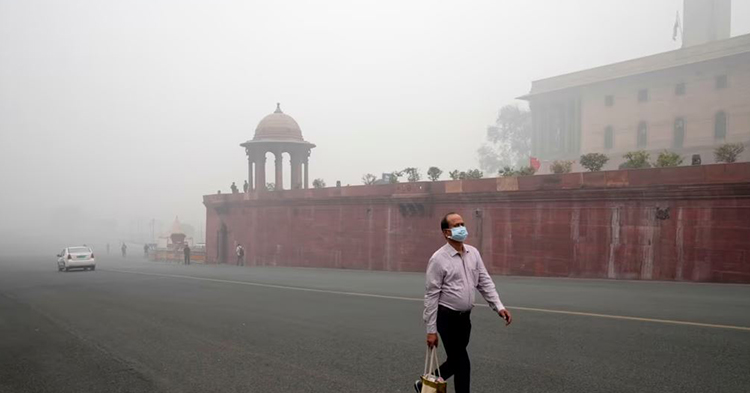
[[312, 179, 326, 189], [427, 167, 443, 181], [448, 170, 461, 180], [402, 167, 422, 182], [266, 182, 276, 191], [621, 151, 651, 169], [389, 170, 404, 184], [580, 153, 610, 172], [550, 160, 574, 174], [361, 173, 377, 185], [477, 105, 532, 173], [654, 150, 683, 167], [714, 143, 745, 163]]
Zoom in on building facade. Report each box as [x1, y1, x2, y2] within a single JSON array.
[[520, 4, 749, 170]]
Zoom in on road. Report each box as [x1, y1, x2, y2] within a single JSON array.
[[1, 254, 749, 393]]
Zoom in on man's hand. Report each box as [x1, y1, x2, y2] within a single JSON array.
[[426, 333, 439, 348], [499, 309, 512, 326]]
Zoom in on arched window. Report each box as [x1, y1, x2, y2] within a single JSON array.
[[715, 111, 727, 141], [673, 117, 685, 148], [637, 122, 648, 148]]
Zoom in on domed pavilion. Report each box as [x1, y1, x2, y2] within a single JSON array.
[[240, 103, 316, 191]]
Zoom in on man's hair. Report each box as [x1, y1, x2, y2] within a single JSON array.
[[441, 212, 458, 231]]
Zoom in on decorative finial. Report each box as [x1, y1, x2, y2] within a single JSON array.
[[274, 102, 282, 113]]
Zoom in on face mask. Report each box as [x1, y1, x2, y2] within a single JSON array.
[[449, 226, 468, 242]]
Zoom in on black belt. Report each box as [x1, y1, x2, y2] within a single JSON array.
[[438, 305, 471, 316]]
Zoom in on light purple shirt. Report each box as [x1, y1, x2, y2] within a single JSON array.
[[423, 243, 505, 333]]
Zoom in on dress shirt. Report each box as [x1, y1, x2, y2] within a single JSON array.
[[423, 243, 505, 333]]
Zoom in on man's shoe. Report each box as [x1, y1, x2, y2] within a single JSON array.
[[413, 379, 422, 392]]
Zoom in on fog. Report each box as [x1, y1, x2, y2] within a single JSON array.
[[1, 0, 749, 248]]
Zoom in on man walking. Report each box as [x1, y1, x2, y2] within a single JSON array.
[[121, 243, 127, 258], [236, 244, 245, 266], [416, 212, 512, 393], [183, 243, 191, 265]]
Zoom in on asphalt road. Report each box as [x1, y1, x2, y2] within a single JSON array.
[[1, 254, 749, 393]]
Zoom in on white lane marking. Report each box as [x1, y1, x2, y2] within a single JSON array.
[[103, 268, 750, 332]]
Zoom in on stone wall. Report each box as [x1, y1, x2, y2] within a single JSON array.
[[204, 163, 750, 283]]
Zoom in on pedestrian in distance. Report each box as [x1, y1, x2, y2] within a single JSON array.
[[415, 212, 512, 393], [121, 243, 127, 258], [184, 244, 191, 265], [236, 244, 245, 266]]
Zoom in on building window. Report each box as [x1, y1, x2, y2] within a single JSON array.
[[715, 111, 727, 141], [604, 126, 614, 149], [605, 95, 614, 107], [637, 122, 648, 148], [675, 83, 686, 96], [716, 75, 728, 89], [674, 117, 685, 148], [638, 89, 649, 102]]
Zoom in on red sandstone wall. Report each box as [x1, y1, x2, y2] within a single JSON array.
[[204, 163, 750, 283]]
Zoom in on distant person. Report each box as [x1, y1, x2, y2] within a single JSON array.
[[415, 212, 512, 393], [243, 180, 249, 193], [121, 243, 127, 258], [183, 244, 191, 265], [230, 182, 239, 194], [143, 244, 149, 258], [236, 244, 245, 266]]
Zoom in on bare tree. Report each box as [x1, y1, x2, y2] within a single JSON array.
[[361, 173, 377, 185]]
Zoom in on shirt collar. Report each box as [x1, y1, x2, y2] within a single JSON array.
[[443, 242, 468, 257]]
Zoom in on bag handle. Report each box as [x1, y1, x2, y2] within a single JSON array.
[[423, 347, 442, 379]]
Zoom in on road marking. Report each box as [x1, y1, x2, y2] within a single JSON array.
[[104, 268, 750, 332]]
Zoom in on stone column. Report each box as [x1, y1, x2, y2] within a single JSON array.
[[303, 155, 310, 189], [274, 151, 283, 191], [255, 154, 266, 191], [290, 152, 302, 189]]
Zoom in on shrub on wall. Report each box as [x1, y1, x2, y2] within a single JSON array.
[[579, 153, 609, 172], [620, 151, 651, 169], [714, 143, 745, 163], [550, 160, 574, 174], [654, 150, 683, 168], [499, 166, 536, 177]]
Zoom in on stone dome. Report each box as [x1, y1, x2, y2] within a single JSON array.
[[253, 103, 304, 141]]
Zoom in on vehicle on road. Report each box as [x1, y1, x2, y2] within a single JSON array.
[[57, 246, 96, 272]]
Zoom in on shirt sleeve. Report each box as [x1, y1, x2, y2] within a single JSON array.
[[423, 257, 443, 334], [475, 253, 505, 312]]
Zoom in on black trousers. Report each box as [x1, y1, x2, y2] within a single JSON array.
[[436, 305, 472, 393], [184, 254, 190, 265]]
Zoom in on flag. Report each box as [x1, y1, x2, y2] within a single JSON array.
[[673, 11, 681, 41]]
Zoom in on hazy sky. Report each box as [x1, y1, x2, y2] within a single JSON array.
[[1, 0, 749, 242]]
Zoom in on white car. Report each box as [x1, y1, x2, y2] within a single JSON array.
[[57, 246, 96, 272]]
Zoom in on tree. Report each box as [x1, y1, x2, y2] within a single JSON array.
[[266, 182, 276, 191], [714, 143, 745, 163], [361, 173, 377, 185], [620, 151, 651, 169], [312, 179, 326, 189], [477, 105, 532, 173], [402, 167, 422, 182], [448, 170, 461, 180], [654, 150, 683, 168], [550, 160, 574, 174], [463, 169, 484, 179], [389, 170, 404, 183], [580, 153, 609, 172], [427, 167, 443, 181]]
